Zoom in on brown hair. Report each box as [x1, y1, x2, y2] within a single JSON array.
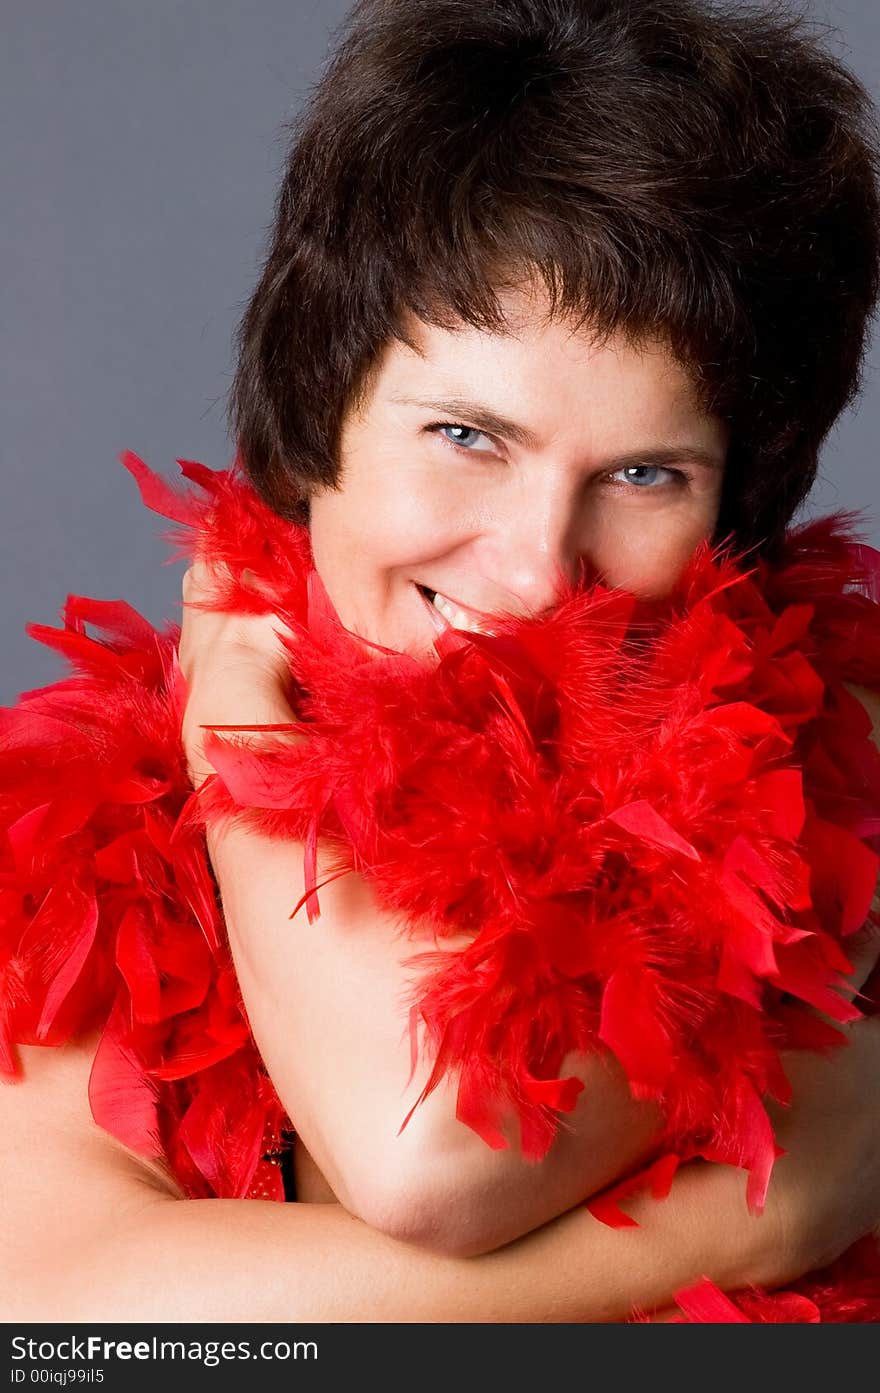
[[230, 0, 880, 554]]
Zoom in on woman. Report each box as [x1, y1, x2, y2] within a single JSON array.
[[3, 0, 880, 1320]]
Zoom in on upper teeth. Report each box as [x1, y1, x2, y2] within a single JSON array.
[[431, 591, 488, 635]]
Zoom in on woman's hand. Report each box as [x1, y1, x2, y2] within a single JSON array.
[[175, 558, 880, 1285], [177, 557, 296, 789]]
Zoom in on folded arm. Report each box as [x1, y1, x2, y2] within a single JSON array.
[[178, 568, 880, 1261], [208, 818, 661, 1256], [4, 1012, 878, 1322], [0, 1037, 792, 1322], [179, 573, 661, 1256], [3, 582, 879, 1320]]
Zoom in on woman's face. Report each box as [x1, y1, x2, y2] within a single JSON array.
[[308, 286, 728, 660]]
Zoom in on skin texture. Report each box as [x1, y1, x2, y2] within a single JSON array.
[[309, 288, 728, 661], [3, 1009, 879, 1321]]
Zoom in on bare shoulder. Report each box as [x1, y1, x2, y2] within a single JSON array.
[[0, 1035, 178, 1317]]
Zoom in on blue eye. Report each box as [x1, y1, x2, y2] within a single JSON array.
[[432, 423, 495, 453], [609, 464, 686, 488]]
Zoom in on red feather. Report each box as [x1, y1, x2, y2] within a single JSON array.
[[2, 454, 879, 1313]]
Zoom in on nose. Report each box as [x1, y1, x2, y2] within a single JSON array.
[[474, 482, 582, 618]]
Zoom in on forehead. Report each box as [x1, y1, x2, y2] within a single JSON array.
[[367, 288, 717, 453]]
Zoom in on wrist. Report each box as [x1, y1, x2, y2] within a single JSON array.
[[181, 655, 294, 790]]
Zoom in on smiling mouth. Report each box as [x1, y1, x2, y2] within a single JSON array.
[[415, 584, 494, 636]]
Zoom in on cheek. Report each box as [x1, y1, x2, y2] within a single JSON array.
[[311, 502, 451, 594], [311, 440, 461, 571], [306, 462, 462, 647], [586, 502, 719, 597]]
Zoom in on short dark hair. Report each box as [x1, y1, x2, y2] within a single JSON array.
[[230, 0, 880, 555]]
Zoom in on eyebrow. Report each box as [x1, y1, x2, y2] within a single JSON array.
[[390, 395, 724, 469]]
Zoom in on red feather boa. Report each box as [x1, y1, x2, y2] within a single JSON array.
[[2, 451, 880, 1321]]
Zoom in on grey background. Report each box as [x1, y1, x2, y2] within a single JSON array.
[[2, 0, 878, 703]]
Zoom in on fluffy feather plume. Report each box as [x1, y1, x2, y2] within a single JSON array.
[[0, 537, 287, 1200], [163, 461, 880, 1212], [2, 451, 879, 1319]]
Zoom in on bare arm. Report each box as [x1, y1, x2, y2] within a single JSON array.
[[0, 1037, 792, 1323], [3, 627, 878, 1321], [178, 571, 880, 1258], [3, 1017, 878, 1323], [180, 581, 661, 1256], [210, 819, 664, 1256]]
